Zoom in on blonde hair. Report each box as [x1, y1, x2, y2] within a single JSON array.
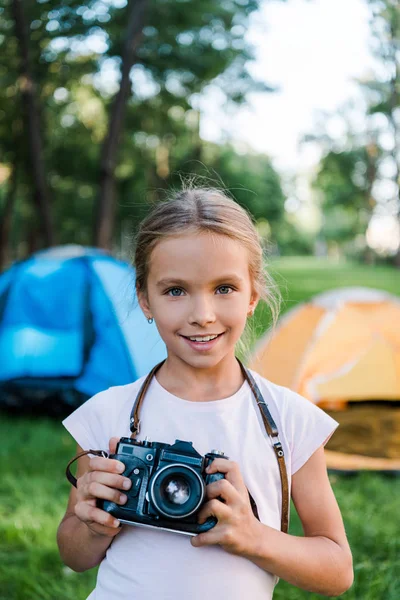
[[133, 186, 281, 357]]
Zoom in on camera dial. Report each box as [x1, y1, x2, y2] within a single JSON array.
[[210, 450, 225, 456]]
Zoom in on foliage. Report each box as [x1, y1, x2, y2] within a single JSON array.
[[200, 144, 285, 222], [313, 147, 377, 244], [0, 0, 290, 261], [363, 0, 400, 227], [308, 1, 400, 263]]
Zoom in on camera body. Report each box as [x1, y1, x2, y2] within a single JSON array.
[[100, 437, 228, 536]]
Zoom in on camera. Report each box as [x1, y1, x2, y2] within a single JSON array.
[[99, 437, 228, 536]]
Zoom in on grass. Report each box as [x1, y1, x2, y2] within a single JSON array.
[[1, 256, 400, 599]]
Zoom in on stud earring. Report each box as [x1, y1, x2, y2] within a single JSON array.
[[147, 317, 154, 324]]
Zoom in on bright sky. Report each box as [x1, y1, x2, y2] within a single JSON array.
[[200, 0, 374, 174]]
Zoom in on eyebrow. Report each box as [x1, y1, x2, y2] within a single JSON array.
[[156, 275, 244, 288]]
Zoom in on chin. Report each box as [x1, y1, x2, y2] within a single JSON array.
[[182, 351, 234, 368]]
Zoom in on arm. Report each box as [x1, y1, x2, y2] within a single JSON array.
[[246, 447, 353, 595], [191, 449, 353, 597], [57, 440, 132, 572]]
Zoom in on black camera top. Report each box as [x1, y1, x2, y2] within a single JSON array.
[[116, 437, 225, 469], [117, 437, 204, 466]]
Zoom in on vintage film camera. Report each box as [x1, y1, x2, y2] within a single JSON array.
[[100, 437, 228, 536]]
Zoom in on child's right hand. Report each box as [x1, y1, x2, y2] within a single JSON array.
[[74, 437, 132, 538]]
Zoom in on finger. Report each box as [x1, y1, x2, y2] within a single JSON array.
[[83, 470, 132, 492], [192, 524, 239, 549], [191, 529, 221, 547], [207, 459, 247, 493], [89, 456, 125, 474], [197, 498, 231, 525], [75, 501, 120, 529], [206, 478, 242, 505], [82, 481, 129, 505], [191, 523, 235, 548], [109, 437, 119, 454]]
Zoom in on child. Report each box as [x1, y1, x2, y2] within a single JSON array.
[[57, 187, 353, 600]]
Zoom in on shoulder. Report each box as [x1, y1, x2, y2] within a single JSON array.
[[247, 368, 290, 414], [83, 376, 147, 414], [248, 369, 338, 474], [62, 376, 148, 450], [248, 368, 331, 421]]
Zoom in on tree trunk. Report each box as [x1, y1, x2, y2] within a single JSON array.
[[0, 162, 18, 271], [93, 0, 149, 250], [11, 0, 55, 248]]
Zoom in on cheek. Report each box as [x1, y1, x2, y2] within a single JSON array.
[[227, 296, 251, 317], [153, 300, 182, 328]]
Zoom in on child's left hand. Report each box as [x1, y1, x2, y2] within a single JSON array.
[[191, 458, 263, 556]]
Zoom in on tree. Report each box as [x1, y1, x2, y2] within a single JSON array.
[[93, 0, 271, 249], [200, 143, 285, 224], [94, 0, 149, 249], [0, 0, 107, 261], [313, 146, 378, 241], [11, 0, 56, 248], [362, 0, 400, 263], [0, 0, 286, 262]]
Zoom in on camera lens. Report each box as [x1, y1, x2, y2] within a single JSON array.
[[162, 476, 190, 505], [150, 464, 205, 519]]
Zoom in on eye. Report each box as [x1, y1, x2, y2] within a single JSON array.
[[217, 286, 234, 295], [166, 287, 185, 297]]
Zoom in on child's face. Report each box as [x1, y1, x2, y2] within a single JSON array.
[[138, 232, 259, 369]]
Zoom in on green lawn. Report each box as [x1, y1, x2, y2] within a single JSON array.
[[1, 257, 399, 600]]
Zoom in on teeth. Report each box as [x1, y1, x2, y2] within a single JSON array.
[[188, 334, 219, 342]]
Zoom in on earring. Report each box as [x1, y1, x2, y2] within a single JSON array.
[[247, 309, 254, 318], [147, 317, 154, 324]]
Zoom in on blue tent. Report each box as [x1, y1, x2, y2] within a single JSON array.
[[0, 245, 167, 410]]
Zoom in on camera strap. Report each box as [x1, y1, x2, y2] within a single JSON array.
[[129, 358, 289, 534], [66, 449, 109, 488]]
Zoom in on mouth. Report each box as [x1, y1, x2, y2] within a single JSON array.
[[179, 332, 225, 350], [180, 333, 224, 342]]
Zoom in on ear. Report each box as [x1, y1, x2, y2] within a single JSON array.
[[136, 285, 151, 319], [248, 290, 260, 316]]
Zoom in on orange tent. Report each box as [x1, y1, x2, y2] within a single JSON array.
[[249, 287, 400, 472]]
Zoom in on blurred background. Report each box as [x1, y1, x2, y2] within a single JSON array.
[[1, 0, 399, 264], [0, 0, 399, 599]]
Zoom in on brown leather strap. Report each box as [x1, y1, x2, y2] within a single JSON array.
[[129, 358, 290, 533], [129, 360, 166, 436], [240, 364, 289, 533], [66, 449, 109, 488]]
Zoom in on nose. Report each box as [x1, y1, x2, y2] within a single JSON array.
[[188, 294, 216, 327]]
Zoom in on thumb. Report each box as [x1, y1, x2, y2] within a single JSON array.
[[109, 437, 119, 455]]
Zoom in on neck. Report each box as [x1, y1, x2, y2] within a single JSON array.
[[156, 353, 245, 402]]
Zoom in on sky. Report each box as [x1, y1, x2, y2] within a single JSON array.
[[200, 0, 374, 175]]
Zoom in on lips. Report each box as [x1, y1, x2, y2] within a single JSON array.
[[180, 332, 225, 351]]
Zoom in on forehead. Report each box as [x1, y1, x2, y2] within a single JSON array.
[[148, 232, 250, 283]]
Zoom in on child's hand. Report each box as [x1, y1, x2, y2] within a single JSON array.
[[74, 437, 132, 538], [191, 458, 263, 556]]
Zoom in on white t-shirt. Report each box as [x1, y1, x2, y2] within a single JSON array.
[[62, 369, 338, 600]]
